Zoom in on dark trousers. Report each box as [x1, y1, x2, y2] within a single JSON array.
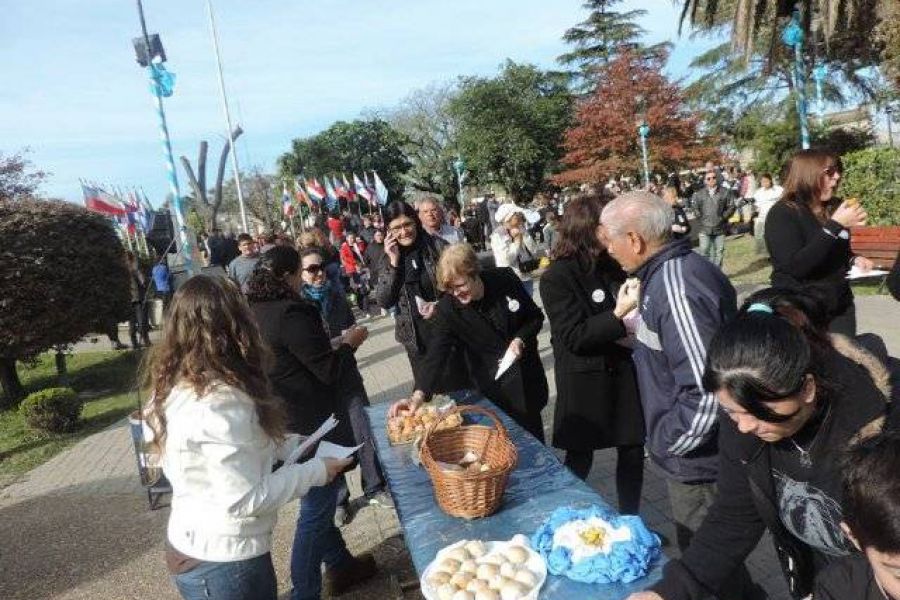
[[336, 393, 386, 507], [828, 301, 857, 337], [564, 445, 644, 514], [666, 479, 758, 600], [129, 301, 150, 347]]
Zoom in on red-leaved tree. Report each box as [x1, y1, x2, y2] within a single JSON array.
[[555, 50, 720, 185]]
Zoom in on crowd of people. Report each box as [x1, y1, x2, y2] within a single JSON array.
[[143, 148, 900, 600]]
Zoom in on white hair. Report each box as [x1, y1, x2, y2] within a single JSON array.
[[601, 191, 673, 244]]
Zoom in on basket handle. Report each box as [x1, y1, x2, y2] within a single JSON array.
[[421, 404, 510, 452]]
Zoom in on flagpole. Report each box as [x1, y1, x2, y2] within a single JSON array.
[[205, 0, 247, 232]]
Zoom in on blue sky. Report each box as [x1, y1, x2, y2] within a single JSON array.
[[1, 1, 724, 206]]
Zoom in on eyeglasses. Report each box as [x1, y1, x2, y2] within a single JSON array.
[[302, 264, 323, 275], [705, 176, 717, 181], [823, 165, 842, 177], [389, 221, 416, 234]]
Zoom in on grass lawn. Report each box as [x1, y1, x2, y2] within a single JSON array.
[[721, 233, 888, 296], [0, 350, 143, 488]]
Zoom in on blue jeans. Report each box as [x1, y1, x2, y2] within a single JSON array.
[[698, 233, 725, 267], [290, 480, 353, 600], [173, 553, 277, 600]]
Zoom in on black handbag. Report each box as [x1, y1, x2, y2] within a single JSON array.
[[516, 243, 539, 273]]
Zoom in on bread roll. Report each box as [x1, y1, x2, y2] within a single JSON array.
[[488, 575, 514, 591], [476, 563, 499, 580], [460, 559, 478, 575], [447, 547, 472, 562], [466, 578, 491, 593], [498, 562, 517, 579], [439, 558, 462, 574], [437, 583, 457, 600], [464, 540, 488, 558], [499, 581, 528, 600], [503, 545, 529, 565], [513, 569, 538, 588], [451, 590, 475, 600], [427, 571, 452, 587], [474, 590, 501, 600], [450, 572, 474, 588]]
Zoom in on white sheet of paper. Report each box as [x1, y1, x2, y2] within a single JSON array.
[[415, 295, 429, 314], [847, 265, 889, 280], [284, 414, 338, 464], [495, 347, 518, 380], [315, 441, 364, 460]]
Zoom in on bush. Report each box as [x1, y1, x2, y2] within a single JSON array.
[[19, 387, 82, 433], [841, 148, 900, 225]]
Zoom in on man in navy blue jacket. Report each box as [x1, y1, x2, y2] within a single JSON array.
[[601, 192, 752, 597]]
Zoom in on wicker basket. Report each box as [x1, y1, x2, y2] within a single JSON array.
[[420, 405, 518, 519]]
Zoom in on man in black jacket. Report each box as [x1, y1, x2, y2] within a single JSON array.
[[691, 171, 735, 267]]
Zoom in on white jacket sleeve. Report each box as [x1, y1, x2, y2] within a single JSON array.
[[197, 394, 328, 519], [274, 433, 301, 462]]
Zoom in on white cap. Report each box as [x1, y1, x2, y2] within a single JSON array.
[[494, 203, 523, 225]]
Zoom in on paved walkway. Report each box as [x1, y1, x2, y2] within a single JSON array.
[[1, 290, 896, 599]]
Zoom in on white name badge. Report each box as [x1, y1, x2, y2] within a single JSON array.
[[506, 296, 520, 312], [592, 288, 606, 304]]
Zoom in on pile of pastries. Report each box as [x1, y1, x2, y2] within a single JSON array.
[[425, 539, 542, 600], [387, 402, 462, 444]]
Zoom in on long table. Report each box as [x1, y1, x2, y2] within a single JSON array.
[[366, 392, 664, 599]]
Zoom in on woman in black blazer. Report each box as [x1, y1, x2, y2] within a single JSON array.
[[764, 150, 873, 335], [539, 194, 645, 514], [390, 243, 548, 442], [246, 247, 377, 597]]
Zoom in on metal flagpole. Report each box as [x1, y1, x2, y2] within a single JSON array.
[[783, 7, 810, 150], [205, 0, 248, 232], [134, 0, 194, 275]]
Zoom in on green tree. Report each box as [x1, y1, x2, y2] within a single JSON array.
[[278, 118, 411, 201], [559, 0, 670, 89], [841, 147, 900, 224], [449, 61, 573, 203], [221, 167, 280, 233], [382, 82, 462, 209], [0, 199, 130, 407], [0, 149, 47, 201]]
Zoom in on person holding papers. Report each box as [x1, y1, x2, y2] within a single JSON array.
[[764, 150, 874, 335], [145, 275, 351, 600], [246, 246, 377, 600], [390, 243, 548, 442], [539, 194, 645, 513]]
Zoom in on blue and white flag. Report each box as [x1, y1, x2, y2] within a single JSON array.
[[373, 171, 389, 206]]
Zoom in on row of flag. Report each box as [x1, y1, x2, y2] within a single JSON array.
[[281, 171, 389, 217], [79, 180, 156, 237]]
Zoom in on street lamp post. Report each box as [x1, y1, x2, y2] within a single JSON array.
[[453, 156, 466, 209], [637, 123, 651, 189], [132, 0, 194, 275], [782, 7, 811, 150]]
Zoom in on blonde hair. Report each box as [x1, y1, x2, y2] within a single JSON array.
[[436, 243, 480, 291]]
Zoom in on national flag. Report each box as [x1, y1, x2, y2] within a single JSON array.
[[324, 178, 339, 211], [306, 178, 326, 202], [354, 173, 373, 203], [82, 182, 127, 216], [364, 172, 378, 205], [342, 173, 357, 201], [282, 183, 294, 217], [139, 190, 156, 232], [332, 175, 350, 200], [373, 171, 389, 206], [294, 180, 312, 206]]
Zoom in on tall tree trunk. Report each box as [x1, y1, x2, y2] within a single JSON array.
[[214, 126, 244, 230], [0, 357, 24, 409]]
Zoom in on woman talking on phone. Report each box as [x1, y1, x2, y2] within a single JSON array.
[[146, 276, 351, 600], [764, 150, 874, 335], [374, 200, 470, 393]]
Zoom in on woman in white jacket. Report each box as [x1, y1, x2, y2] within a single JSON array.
[[491, 203, 541, 296], [145, 275, 350, 600]]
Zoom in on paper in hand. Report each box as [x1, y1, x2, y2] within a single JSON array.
[[315, 441, 364, 460], [284, 414, 338, 464], [415, 295, 430, 315], [847, 265, 888, 280], [495, 347, 518, 380]]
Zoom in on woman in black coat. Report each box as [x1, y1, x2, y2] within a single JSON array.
[[245, 247, 377, 598], [374, 200, 470, 393], [390, 243, 547, 442], [764, 150, 873, 336], [539, 194, 645, 513]]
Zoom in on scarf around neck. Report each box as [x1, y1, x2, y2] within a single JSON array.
[[302, 281, 332, 318]]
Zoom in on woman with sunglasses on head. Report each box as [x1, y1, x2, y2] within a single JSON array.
[[246, 247, 377, 600], [374, 200, 471, 394], [297, 246, 390, 523], [389, 243, 548, 441], [628, 288, 894, 600], [146, 275, 351, 600], [764, 150, 874, 335]]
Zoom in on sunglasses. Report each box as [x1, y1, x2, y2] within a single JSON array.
[[823, 165, 842, 177], [303, 264, 323, 275]]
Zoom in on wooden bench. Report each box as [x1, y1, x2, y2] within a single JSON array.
[[850, 226, 900, 270]]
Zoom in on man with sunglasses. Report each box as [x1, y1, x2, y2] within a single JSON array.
[[691, 170, 736, 267]]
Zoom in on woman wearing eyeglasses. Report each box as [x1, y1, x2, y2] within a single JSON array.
[[628, 289, 893, 600], [764, 150, 874, 335], [389, 243, 548, 442], [374, 200, 471, 393]]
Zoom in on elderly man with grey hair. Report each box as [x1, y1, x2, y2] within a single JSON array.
[[416, 197, 463, 245], [601, 192, 754, 600]]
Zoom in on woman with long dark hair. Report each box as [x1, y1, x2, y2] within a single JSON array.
[[764, 150, 874, 335], [374, 200, 470, 393], [146, 275, 350, 600], [628, 289, 893, 600], [246, 247, 377, 600], [538, 194, 645, 512]]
